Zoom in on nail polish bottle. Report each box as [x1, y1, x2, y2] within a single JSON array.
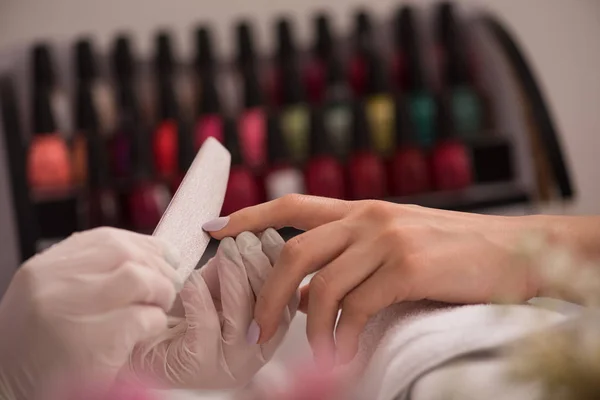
[[436, 3, 482, 140], [28, 87, 73, 194], [431, 96, 473, 191], [77, 85, 121, 228], [348, 101, 386, 200], [396, 6, 436, 148], [270, 17, 297, 106], [128, 119, 170, 232], [74, 38, 116, 136], [389, 97, 431, 197], [365, 52, 396, 159], [152, 32, 179, 180], [109, 36, 138, 179], [0, 78, 38, 260], [194, 27, 223, 149], [304, 13, 333, 104], [236, 24, 267, 171], [305, 108, 346, 199], [32, 44, 72, 136], [222, 117, 262, 215], [265, 112, 305, 200], [194, 70, 223, 149], [322, 56, 353, 161], [280, 59, 310, 165], [348, 10, 372, 97]]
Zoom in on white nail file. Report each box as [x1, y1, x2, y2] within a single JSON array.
[[153, 137, 231, 287]]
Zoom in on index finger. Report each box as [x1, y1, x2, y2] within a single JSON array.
[[203, 194, 353, 240]]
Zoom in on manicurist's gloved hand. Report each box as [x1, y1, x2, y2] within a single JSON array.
[[124, 228, 299, 390], [0, 227, 181, 400]]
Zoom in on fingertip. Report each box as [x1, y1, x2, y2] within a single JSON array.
[[335, 329, 360, 365], [202, 216, 230, 234]]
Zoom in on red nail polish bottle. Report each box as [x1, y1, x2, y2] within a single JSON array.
[[128, 126, 171, 232], [236, 23, 267, 171], [304, 13, 333, 104], [348, 101, 387, 200], [152, 32, 179, 180], [389, 97, 431, 196], [264, 112, 305, 200], [305, 108, 346, 199], [77, 85, 121, 227], [348, 11, 372, 97], [109, 36, 137, 179], [194, 28, 223, 149], [431, 96, 473, 191], [221, 118, 262, 216]]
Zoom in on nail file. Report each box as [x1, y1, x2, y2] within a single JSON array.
[[153, 137, 231, 288]]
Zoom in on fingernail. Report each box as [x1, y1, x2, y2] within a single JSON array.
[[202, 216, 230, 232], [246, 320, 261, 344], [162, 240, 181, 268]]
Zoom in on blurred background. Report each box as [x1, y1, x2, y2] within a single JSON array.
[[0, 0, 599, 295]]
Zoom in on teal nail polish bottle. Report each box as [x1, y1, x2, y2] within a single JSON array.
[[395, 6, 436, 148]]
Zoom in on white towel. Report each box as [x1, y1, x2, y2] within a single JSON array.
[[348, 301, 572, 400]]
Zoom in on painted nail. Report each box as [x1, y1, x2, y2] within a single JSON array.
[[246, 319, 261, 344], [202, 216, 230, 232]]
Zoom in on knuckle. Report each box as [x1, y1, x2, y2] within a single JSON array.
[[379, 226, 404, 247], [359, 200, 391, 221], [341, 295, 369, 321]]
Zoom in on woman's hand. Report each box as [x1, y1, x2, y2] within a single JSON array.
[[203, 195, 546, 364]]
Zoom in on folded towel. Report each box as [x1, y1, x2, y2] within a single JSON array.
[[349, 301, 570, 400]]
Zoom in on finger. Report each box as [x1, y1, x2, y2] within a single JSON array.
[[216, 237, 255, 345], [254, 221, 353, 344], [204, 194, 352, 240], [237, 232, 271, 297], [108, 261, 177, 312], [335, 264, 408, 364], [258, 228, 285, 265], [259, 228, 301, 317], [307, 243, 384, 363]]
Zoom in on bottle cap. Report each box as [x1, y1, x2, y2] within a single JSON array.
[[352, 100, 372, 151], [75, 84, 99, 133], [31, 43, 56, 88], [155, 31, 176, 77], [197, 70, 221, 115], [223, 117, 243, 166], [74, 38, 98, 83], [310, 107, 334, 156], [241, 65, 263, 108], [313, 13, 333, 59], [281, 58, 304, 105], [32, 87, 56, 134], [236, 21, 256, 66], [112, 35, 135, 82], [436, 2, 468, 85], [276, 17, 296, 62], [267, 111, 289, 164], [396, 6, 425, 91], [195, 26, 215, 71]]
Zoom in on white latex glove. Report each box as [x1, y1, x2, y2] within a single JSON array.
[[0, 227, 181, 400], [125, 228, 299, 389]]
